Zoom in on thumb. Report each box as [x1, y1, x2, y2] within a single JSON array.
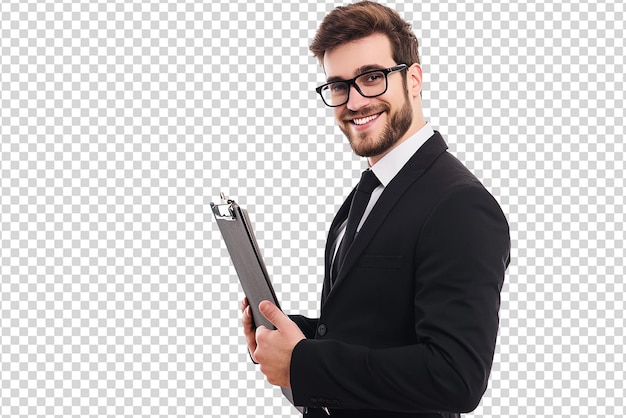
[[259, 300, 290, 331]]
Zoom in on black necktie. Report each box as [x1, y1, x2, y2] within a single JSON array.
[[332, 169, 381, 283]]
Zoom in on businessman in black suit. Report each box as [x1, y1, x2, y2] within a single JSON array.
[[242, 2, 510, 417]]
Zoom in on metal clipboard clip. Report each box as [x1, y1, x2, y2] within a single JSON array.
[[210, 192, 237, 220]]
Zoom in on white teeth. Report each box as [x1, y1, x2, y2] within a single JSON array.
[[353, 114, 379, 125]]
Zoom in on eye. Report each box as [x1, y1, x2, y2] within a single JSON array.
[[329, 82, 347, 93], [357, 71, 385, 87], [362, 72, 384, 84]]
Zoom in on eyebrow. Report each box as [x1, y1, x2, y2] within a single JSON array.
[[326, 64, 388, 83]]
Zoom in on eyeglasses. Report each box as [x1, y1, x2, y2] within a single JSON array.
[[315, 64, 408, 107]]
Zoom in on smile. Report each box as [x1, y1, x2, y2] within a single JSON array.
[[352, 113, 382, 125]]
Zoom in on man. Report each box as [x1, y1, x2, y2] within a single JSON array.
[[241, 2, 511, 417]]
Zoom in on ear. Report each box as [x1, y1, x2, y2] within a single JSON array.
[[406, 63, 423, 99]]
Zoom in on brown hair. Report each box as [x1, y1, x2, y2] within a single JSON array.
[[310, 1, 420, 67]]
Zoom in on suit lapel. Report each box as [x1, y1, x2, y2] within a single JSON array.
[[326, 132, 448, 301]]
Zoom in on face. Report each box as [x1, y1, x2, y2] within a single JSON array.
[[323, 33, 415, 164]]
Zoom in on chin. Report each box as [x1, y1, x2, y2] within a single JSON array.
[[350, 139, 387, 158]]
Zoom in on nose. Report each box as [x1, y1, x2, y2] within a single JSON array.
[[345, 84, 370, 111]]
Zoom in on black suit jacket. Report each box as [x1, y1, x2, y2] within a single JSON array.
[[289, 132, 510, 418]]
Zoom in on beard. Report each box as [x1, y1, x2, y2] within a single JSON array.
[[339, 93, 413, 159]]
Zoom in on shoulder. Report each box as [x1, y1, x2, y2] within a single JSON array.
[[417, 151, 509, 232], [405, 148, 496, 208]]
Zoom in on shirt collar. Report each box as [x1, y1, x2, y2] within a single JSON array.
[[370, 122, 435, 186]]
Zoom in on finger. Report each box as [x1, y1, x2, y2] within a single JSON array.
[[241, 296, 249, 312], [242, 306, 258, 352], [254, 324, 271, 352], [258, 300, 291, 331], [242, 305, 255, 332]]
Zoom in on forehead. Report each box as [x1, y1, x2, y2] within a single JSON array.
[[323, 33, 395, 79]]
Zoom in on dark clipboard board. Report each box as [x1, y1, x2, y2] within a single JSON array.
[[211, 198, 280, 330], [211, 197, 302, 412]]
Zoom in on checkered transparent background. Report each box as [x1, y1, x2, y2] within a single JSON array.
[[1, 1, 624, 417]]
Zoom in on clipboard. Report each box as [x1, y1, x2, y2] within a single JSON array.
[[211, 195, 302, 413], [210, 196, 280, 330]]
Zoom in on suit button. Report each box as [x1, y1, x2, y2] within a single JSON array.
[[317, 324, 327, 336]]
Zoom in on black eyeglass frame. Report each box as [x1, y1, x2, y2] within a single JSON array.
[[315, 64, 408, 107]]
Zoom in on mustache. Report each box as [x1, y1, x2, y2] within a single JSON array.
[[341, 105, 389, 121]]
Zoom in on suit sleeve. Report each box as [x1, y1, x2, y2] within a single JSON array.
[[290, 186, 510, 413]]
